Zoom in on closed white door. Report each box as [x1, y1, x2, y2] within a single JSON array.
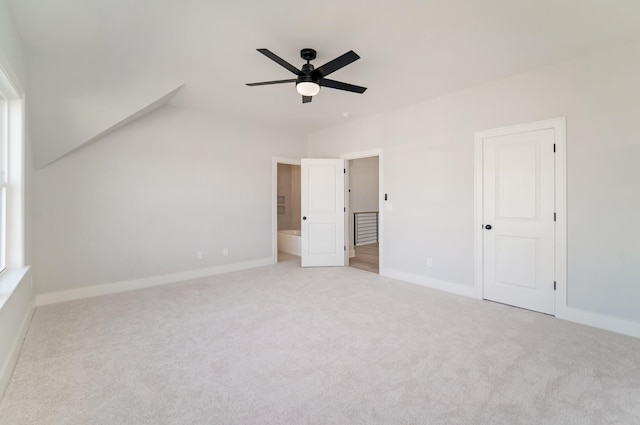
[[301, 159, 345, 267], [482, 129, 555, 314]]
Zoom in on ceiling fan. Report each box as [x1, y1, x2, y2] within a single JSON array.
[[246, 48, 367, 104]]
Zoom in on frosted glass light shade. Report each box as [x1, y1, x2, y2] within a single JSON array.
[[296, 82, 320, 96]]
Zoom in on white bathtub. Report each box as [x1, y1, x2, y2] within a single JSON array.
[[278, 229, 301, 256]]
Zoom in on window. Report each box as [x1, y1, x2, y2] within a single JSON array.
[[0, 93, 7, 271], [0, 65, 25, 273]]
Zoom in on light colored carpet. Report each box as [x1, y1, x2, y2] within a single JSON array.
[[1, 261, 639, 424]]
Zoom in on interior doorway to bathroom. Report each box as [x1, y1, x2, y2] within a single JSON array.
[[275, 160, 301, 263], [346, 154, 381, 274]]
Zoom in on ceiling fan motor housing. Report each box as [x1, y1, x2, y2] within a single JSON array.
[[298, 63, 318, 84], [300, 48, 317, 61]]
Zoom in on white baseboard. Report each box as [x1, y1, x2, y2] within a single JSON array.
[[36, 257, 274, 306], [557, 306, 640, 339], [382, 267, 640, 340], [33, 259, 640, 341], [381, 267, 476, 298]]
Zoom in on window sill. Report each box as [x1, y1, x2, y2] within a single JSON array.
[[0, 266, 31, 311]]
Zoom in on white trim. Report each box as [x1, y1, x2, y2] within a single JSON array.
[[474, 118, 567, 310], [0, 266, 30, 310], [340, 148, 384, 161], [272, 157, 301, 264], [0, 268, 34, 399], [382, 267, 476, 298], [36, 257, 273, 306], [0, 64, 21, 98], [553, 121, 568, 316], [559, 307, 640, 339], [0, 302, 33, 398], [340, 149, 384, 271], [5, 96, 25, 268]]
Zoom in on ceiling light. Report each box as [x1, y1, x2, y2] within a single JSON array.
[[296, 82, 320, 97]]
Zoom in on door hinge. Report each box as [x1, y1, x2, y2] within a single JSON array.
[[553, 144, 556, 153], [554, 212, 556, 222], [344, 245, 346, 251], [344, 207, 346, 212], [344, 168, 346, 174], [554, 281, 557, 290]]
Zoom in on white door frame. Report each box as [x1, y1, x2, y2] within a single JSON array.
[[272, 157, 301, 264], [474, 118, 567, 315], [341, 149, 384, 272]]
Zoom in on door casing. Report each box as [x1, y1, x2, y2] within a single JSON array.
[[341, 149, 384, 273]]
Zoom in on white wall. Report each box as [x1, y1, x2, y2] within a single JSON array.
[[0, 0, 34, 396], [27, 48, 185, 168], [349, 157, 379, 249], [34, 106, 306, 294], [350, 157, 379, 213], [308, 39, 640, 324]]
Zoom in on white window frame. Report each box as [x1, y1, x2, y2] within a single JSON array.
[[0, 94, 7, 272], [0, 65, 25, 273]]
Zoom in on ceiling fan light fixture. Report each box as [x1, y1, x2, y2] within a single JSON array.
[[296, 81, 320, 96], [247, 48, 366, 103]]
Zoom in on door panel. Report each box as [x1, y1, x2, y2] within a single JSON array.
[[301, 159, 345, 267], [483, 129, 555, 314], [496, 142, 537, 219], [495, 236, 538, 289]]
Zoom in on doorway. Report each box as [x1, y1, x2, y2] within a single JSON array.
[[347, 156, 380, 273], [273, 158, 301, 263], [273, 150, 384, 271], [342, 150, 383, 274], [474, 118, 567, 315]]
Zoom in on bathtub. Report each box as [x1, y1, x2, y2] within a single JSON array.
[[278, 229, 301, 256]]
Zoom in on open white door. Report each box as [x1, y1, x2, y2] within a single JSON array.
[[301, 158, 345, 267]]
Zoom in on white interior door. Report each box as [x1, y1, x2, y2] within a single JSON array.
[[301, 158, 345, 267], [482, 129, 555, 314]]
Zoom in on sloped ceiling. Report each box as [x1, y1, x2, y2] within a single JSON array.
[[8, 0, 640, 166]]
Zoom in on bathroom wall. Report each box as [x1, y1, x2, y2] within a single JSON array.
[[277, 164, 301, 231], [290, 165, 301, 230], [277, 164, 292, 231]]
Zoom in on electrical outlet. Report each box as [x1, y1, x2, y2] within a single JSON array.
[[196, 251, 203, 260], [426, 257, 433, 267], [223, 248, 229, 257]]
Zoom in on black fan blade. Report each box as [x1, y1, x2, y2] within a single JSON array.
[[302, 96, 312, 104], [257, 49, 300, 75], [313, 50, 360, 78], [320, 79, 367, 94], [246, 79, 296, 87]]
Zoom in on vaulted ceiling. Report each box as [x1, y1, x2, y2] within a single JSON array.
[[8, 0, 640, 165]]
